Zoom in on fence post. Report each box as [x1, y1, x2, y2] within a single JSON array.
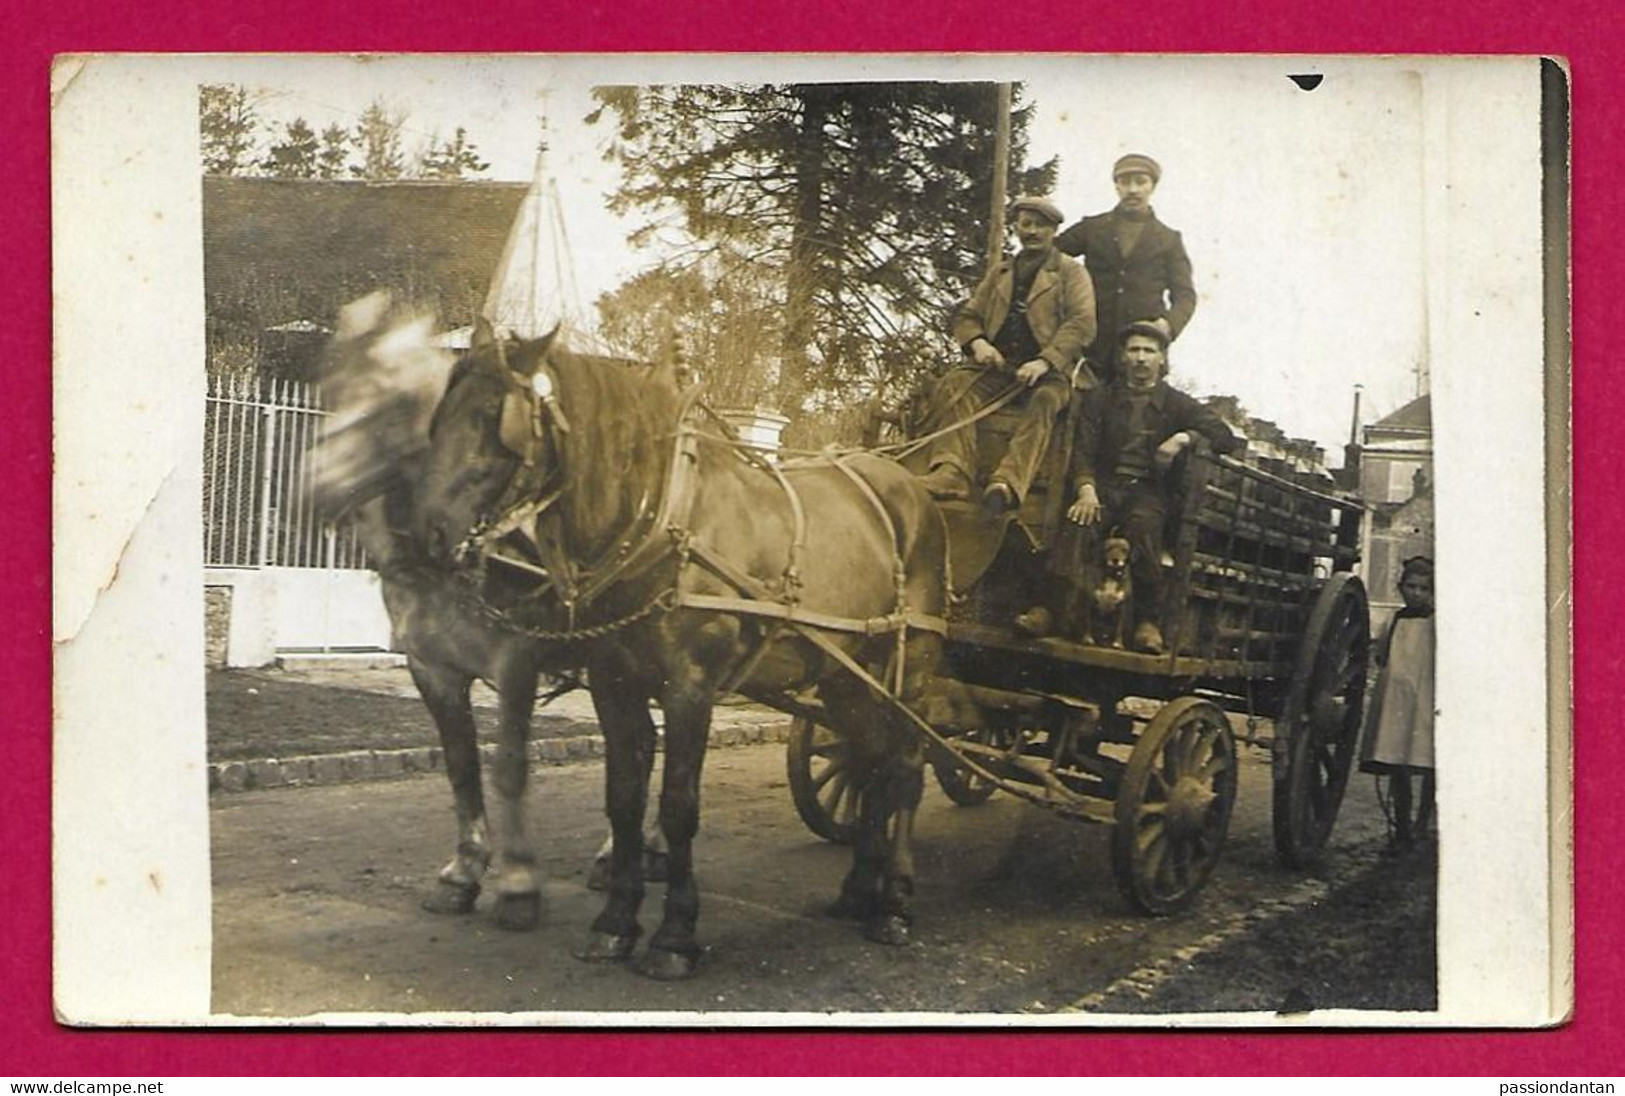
[[256, 381, 278, 568]]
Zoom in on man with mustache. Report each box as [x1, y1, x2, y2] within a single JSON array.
[[918, 196, 1096, 518], [1055, 154, 1197, 385], [1039, 321, 1242, 653]]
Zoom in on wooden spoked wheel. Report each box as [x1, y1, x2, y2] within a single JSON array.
[[1272, 572, 1372, 869], [786, 715, 859, 845], [1111, 697, 1238, 916], [931, 725, 1007, 807]]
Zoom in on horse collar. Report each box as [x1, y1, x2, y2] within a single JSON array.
[[468, 389, 704, 622]]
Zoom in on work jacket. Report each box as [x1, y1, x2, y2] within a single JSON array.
[[1068, 381, 1243, 495], [1055, 207, 1196, 365], [950, 247, 1096, 374]]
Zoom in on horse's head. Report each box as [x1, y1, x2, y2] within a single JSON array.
[[416, 319, 566, 566], [311, 291, 455, 516]]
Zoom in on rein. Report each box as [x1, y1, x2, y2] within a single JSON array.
[[770, 375, 1027, 463]]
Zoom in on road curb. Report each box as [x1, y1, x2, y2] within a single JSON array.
[[209, 714, 794, 795]]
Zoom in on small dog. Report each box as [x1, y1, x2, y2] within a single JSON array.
[[1088, 535, 1134, 648]]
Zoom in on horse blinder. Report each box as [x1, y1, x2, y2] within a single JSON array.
[[497, 369, 571, 465]]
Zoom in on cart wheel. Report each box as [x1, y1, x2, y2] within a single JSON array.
[[1111, 697, 1238, 916], [1272, 572, 1371, 869], [786, 714, 859, 845], [931, 726, 1006, 807]]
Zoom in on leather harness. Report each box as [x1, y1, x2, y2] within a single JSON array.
[[456, 365, 949, 694], [454, 357, 1116, 818]]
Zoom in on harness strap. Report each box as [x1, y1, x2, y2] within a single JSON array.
[[568, 394, 706, 609], [676, 591, 947, 636], [763, 451, 808, 604], [689, 407, 810, 604], [873, 377, 1027, 462], [822, 452, 914, 692]]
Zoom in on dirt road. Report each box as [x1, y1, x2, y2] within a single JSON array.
[[211, 732, 1433, 1020]]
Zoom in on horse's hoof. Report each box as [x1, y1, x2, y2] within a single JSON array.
[[864, 915, 912, 947], [644, 851, 670, 885], [421, 881, 479, 916], [492, 892, 541, 932], [585, 857, 611, 892], [636, 947, 700, 981], [575, 932, 639, 963]]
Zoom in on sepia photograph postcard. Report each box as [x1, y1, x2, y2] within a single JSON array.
[[50, 52, 1569, 1028]]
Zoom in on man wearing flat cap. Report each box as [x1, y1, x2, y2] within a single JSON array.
[[1030, 320, 1241, 652], [918, 195, 1096, 517], [1055, 154, 1197, 383]]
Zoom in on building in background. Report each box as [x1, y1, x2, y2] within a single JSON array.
[[203, 175, 528, 664], [203, 175, 529, 377], [1355, 393, 1434, 630]]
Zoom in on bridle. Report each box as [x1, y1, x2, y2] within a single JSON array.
[[448, 340, 697, 633]]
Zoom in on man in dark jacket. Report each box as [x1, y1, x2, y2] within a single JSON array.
[[918, 196, 1096, 517], [1055, 154, 1196, 384], [1054, 321, 1242, 652]]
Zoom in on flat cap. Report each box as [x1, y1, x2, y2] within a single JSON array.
[[1112, 153, 1162, 182], [1009, 195, 1064, 225], [1118, 319, 1171, 349]]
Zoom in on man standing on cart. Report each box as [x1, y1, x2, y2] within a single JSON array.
[[1047, 320, 1242, 653], [917, 196, 1096, 517], [1055, 154, 1197, 385]]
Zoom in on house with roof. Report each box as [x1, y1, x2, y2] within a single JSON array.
[[1356, 393, 1433, 629], [203, 176, 530, 664], [204, 175, 530, 376]]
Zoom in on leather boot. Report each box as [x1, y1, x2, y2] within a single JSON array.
[[981, 480, 1018, 518], [1013, 606, 1052, 637], [1133, 621, 1165, 654]]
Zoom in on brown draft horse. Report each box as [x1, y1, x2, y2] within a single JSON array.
[[415, 324, 949, 980], [311, 293, 576, 931]]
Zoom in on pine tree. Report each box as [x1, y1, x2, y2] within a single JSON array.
[[199, 84, 266, 176], [351, 99, 407, 180], [316, 123, 352, 179], [417, 127, 491, 179], [588, 82, 1056, 420], [260, 117, 321, 178]]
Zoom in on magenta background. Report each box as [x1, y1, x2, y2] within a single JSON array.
[[9, 2, 1618, 1075]]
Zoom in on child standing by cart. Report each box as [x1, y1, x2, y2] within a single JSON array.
[[1360, 556, 1436, 853]]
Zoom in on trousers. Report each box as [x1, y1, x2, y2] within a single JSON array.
[[1048, 473, 1170, 634], [1099, 475, 1169, 621], [923, 365, 1071, 502]]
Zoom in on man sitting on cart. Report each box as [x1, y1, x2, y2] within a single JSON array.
[[917, 196, 1096, 517], [1037, 320, 1243, 653]]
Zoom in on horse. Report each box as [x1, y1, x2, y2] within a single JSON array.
[[310, 292, 579, 931], [414, 324, 950, 980]]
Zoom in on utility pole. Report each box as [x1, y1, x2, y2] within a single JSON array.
[[986, 83, 1013, 268]]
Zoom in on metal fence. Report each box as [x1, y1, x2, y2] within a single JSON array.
[[204, 373, 368, 570]]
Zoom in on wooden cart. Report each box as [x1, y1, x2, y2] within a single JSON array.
[[789, 405, 1370, 914]]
